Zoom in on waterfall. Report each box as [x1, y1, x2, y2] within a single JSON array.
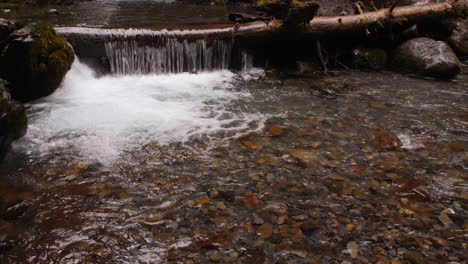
[[104, 38, 233, 75]]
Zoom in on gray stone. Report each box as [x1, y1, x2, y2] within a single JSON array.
[[391, 37, 461, 79], [449, 18, 468, 57]]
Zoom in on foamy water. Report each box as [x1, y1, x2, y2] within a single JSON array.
[[14, 60, 262, 163]]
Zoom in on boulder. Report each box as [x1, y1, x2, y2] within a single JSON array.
[[391, 37, 460, 79], [256, 0, 290, 18], [448, 18, 468, 57], [0, 19, 17, 42], [284, 0, 320, 28], [315, 0, 355, 16], [0, 22, 74, 102], [352, 48, 387, 70], [0, 81, 27, 161]]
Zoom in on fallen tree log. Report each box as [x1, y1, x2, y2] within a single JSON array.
[[236, 1, 467, 36], [307, 1, 467, 35]]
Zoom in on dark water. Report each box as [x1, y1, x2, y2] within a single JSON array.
[[0, 0, 254, 27], [0, 60, 466, 263]]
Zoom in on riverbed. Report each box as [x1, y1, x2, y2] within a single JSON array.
[[0, 56, 466, 263]]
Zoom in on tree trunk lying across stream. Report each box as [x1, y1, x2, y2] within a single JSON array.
[[237, 1, 467, 36]]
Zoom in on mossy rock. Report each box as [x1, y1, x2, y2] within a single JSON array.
[[391, 37, 461, 79], [0, 84, 27, 161], [0, 22, 75, 102], [256, 0, 291, 18], [284, 0, 319, 29], [352, 48, 388, 70]]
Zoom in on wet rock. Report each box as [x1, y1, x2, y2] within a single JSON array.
[[241, 139, 259, 149], [0, 220, 25, 241], [315, 0, 355, 16], [0, 18, 17, 42], [0, 82, 28, 161], [209, 254, 222, 262], [404, 251, 427, 264], [368, 101, 386, 110], [352, 48, 388, 70], [266, 124, 284, 137], [448, 18, 468, 57], [261, 202, 287, 215], [289, 149, 321, 167], [243, 195, 262, 210], [346, 241, 359, 259], [0, 22, 75, 102], [283, 0, 320, 29], [309, 78, 357, 98], [391, 37, 460, 79], [374, 128, 402, 151], [256, 0, 290, 18], [300, 221, 319, 236], [256, 223, 273, 239]]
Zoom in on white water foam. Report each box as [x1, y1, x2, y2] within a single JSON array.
[[14, 59, 262, 163]]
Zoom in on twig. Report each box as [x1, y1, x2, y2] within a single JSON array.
[[388, 0, 401, 15], [355, 1, 365, 14], [336, 59, 351, 71], [315, 40, 327, 72], [370, 0, 379, 11]]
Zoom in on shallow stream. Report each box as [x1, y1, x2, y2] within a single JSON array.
[[0, 54, 466, 262]]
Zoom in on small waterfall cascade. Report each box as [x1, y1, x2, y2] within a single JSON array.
[[56, 27, 258, 75], [105, 38, 233, 75]]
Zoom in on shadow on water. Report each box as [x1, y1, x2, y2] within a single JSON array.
[[0, 0, 255, 27]]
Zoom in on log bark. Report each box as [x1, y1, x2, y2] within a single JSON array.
[[307, 1, 467, 34], [235, 1, 467, 36]]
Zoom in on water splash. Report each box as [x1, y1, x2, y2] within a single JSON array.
[[13, 59, 263, 163], [105, 38, 233, 75]]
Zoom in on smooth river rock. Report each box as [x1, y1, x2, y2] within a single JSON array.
[[391, 37, 460, 79]]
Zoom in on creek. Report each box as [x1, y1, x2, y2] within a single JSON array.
[[0, 1, 467, 263]]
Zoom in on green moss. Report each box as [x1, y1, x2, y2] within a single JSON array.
[[391, 48, 426, 75], [256, 0, 290, 18], [353, 49, 388, 70], [0, 3, 18, 9], [284, 0, 319, 29], [0, 22, 74, 101]]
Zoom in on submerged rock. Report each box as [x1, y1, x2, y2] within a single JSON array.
[[391, 37, 460, 79], [0, 22, 74, 102], [448, 18, 468, 57], [0, 81, 27, 161]]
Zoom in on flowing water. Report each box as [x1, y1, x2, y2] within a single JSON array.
[[1, 54, 466, 262], [0, 3, 467, 260]]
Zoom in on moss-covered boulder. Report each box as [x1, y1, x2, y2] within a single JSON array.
[[256, 0, 291, 18], [391, 37, 461, 79], [0, 22, 74, 102], [284, 0, 319, 28], [352, 48, 388, 70], [0, 81, 27, 161]]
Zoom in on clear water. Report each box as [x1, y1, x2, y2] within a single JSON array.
[[15, 60, 265, 164], [0, 60, 466, 263]]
